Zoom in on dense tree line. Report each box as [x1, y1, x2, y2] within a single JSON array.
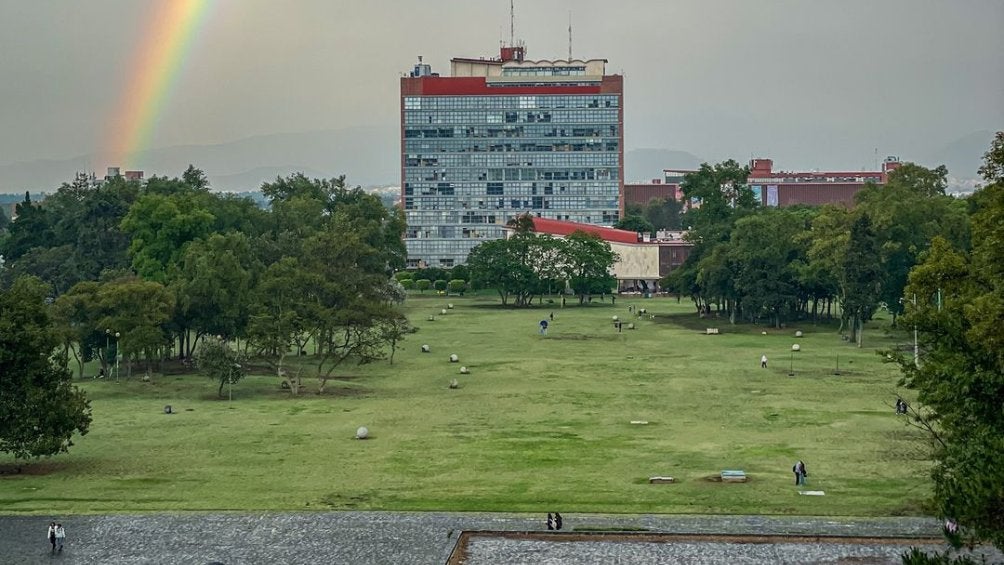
[[465, 214, 618, 306], [662, 160, 968, 346], [0, 167, 407, 398]]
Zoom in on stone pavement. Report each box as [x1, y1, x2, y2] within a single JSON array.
[[0, 512, 995, 565]]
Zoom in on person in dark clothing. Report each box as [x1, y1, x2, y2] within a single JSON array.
[[47, 522, 56, 553], [554, 512, 563, 530], [549, 312, 554, 321], [793, 461, 807, 485], [546, 513, 554, 530]]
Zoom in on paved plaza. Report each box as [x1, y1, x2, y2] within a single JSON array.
[[1, 512, 997, 564]]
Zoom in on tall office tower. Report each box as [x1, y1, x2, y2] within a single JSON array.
[[400, 45, 624, 268]]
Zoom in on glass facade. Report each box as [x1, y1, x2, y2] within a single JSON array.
[[402, 93, 621, 267]]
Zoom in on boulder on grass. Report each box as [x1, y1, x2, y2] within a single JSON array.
[[441, 309, 447, 315], [356, 426, 369, 440], [447, 303, 454, 309], [460, 366, 469, 374], [612, 315, 619, 321], [792, 344, 801, 351], [795, 330, 803, 338], [421, 344, 430, 353], [449, 354, 459, 363], [449, 379, 459, 389], [627, 323, 635, 330]]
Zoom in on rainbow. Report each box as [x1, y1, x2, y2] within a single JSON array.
[[103, 0, 216, 170]]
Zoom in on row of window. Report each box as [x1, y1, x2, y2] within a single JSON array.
[[403, 95, 619, 111], [405, 166, 619, 183], [500, 66, 587, 77], [403, 108, 614, 124], [404, 125, 618, 140], [403, 146, 618, 168]]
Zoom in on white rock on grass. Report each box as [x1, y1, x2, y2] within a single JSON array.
[[627, 323, 635, 330], [449, 379, 459, 389], [447, 303, 454, 309], [762, 331, 768, 336], [612, 315, 619, 321], [441, 309, 447, 315], [460, 366, 469, 374], [792, 344, 801, 351], [421, 344, 430, 353], [449, 354, 459, 363], [795, 330, 803, 337], [356, 426, 369, 440]]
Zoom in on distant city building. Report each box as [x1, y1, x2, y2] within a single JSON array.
[[748, 156, 902, 208], [504, 217, 692, 292], [400, 43, 624, 268]]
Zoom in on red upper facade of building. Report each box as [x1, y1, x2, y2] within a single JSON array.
[[530, 217, 640, 244]]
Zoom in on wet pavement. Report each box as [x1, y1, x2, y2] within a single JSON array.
[[0, 512, 997, 565]]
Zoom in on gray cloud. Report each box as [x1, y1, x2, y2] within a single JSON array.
[[0, 0, 1001, 178]]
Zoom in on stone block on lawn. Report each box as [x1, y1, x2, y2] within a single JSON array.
[[795, 330, 803, 337], [449, 379, 459, 389], [356, 426, 369, 440], [721, 470, 747, 482], [449, 354, 459, 363], [441, 309, 447, 315], [792, 344, 801, 351], [421, 344, 430, 353], [460, 366, 469, 374], [649, 476, 675, 484]]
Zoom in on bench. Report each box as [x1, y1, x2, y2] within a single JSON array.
[[649, 476, 675, 484], [706, 328, 720, 335], [721, 470, 747, 482]]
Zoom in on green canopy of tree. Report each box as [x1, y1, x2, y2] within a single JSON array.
[[0, 276, 91, 461], [195, 337, 247, 398], [894, 134, 1004, 551]]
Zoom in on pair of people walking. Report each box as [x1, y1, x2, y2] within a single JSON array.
[[47, 522, 66, 553], [792, 460, 807, 486]]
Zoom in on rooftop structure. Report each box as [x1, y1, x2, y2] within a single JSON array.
[[748, 157, 902, 207]]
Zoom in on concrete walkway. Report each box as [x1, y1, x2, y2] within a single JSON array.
[[0, 512, 989, 565]]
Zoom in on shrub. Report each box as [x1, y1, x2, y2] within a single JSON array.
[[415, 279, 431, 293], [394, 271, 414, 282], [448, 279, 466, 294], [434, 279, 448, 292], [400, 278, 415, 290]]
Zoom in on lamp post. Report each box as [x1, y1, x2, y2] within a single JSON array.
[[114, 332, 121, 380], [788, 351, 794, 377], [105, 329, 111, 377]]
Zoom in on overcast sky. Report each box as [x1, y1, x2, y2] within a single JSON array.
[[1, 0, 1001, 174]]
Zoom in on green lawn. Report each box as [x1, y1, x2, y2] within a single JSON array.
[[0, 296, 930, 516]]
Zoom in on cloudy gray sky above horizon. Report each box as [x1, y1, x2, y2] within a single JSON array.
[[1, 0, 1001, 176]]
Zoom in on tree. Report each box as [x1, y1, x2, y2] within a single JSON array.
[[0, 276, 91, 461], [448, 279, 466, 294], [564, 231, 618, 304], [643, 196, 684, 231], [613, 214, 653, 234], [433, 279, 448, 292], [893, 136, 1004, 551], [97, 276, 176, 375], [195, 337, 247, 398], [120, 192, 215, 283], [840, 214, 883, 347], [52, 281, 107, 379], [415, 279, 431, 293], [1, 192, 54, 263]]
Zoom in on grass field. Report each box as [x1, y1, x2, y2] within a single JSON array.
[[0, 296, 931, 516]]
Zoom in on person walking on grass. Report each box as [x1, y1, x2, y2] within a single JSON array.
[[47, 522, 56, 553], [55, 523, 65, 552], [761, 354, 768, 369], [793, 460, 807, 485]]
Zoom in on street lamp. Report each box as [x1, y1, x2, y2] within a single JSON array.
[[114, 332, 121, 380], [105, 329, 111, 377]]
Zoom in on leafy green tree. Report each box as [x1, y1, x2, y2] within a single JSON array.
[[729, 210, 807, 327], [173, 232, 256, 346], [449, 264, 470, 282], [894, 137, 1004, 551], [97, 276, 175, 375], [0, 276, 91, 461], [840, 214, 883, 347], [120, 192, 215, 282], [433, 279, 448, 292], [195, 337, 247, 398], [394, 271, 414, 282], [415, 279, 431, 293], [467, 235, 539, 306], [246, 257, 315, 394], [1, 192, 54, 263], [563, 231, 618, 304], [613, 214, 653, 234], [643, 196, 684, 231], [400, 278, 415, 290], [52, 281, 107, 379]]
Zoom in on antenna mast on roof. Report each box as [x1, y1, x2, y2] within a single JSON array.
[[568, 11, 572, 60], [510, 0, 515, 47]]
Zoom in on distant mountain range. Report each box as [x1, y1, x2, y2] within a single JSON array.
[[0, 127, 994, 194]]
